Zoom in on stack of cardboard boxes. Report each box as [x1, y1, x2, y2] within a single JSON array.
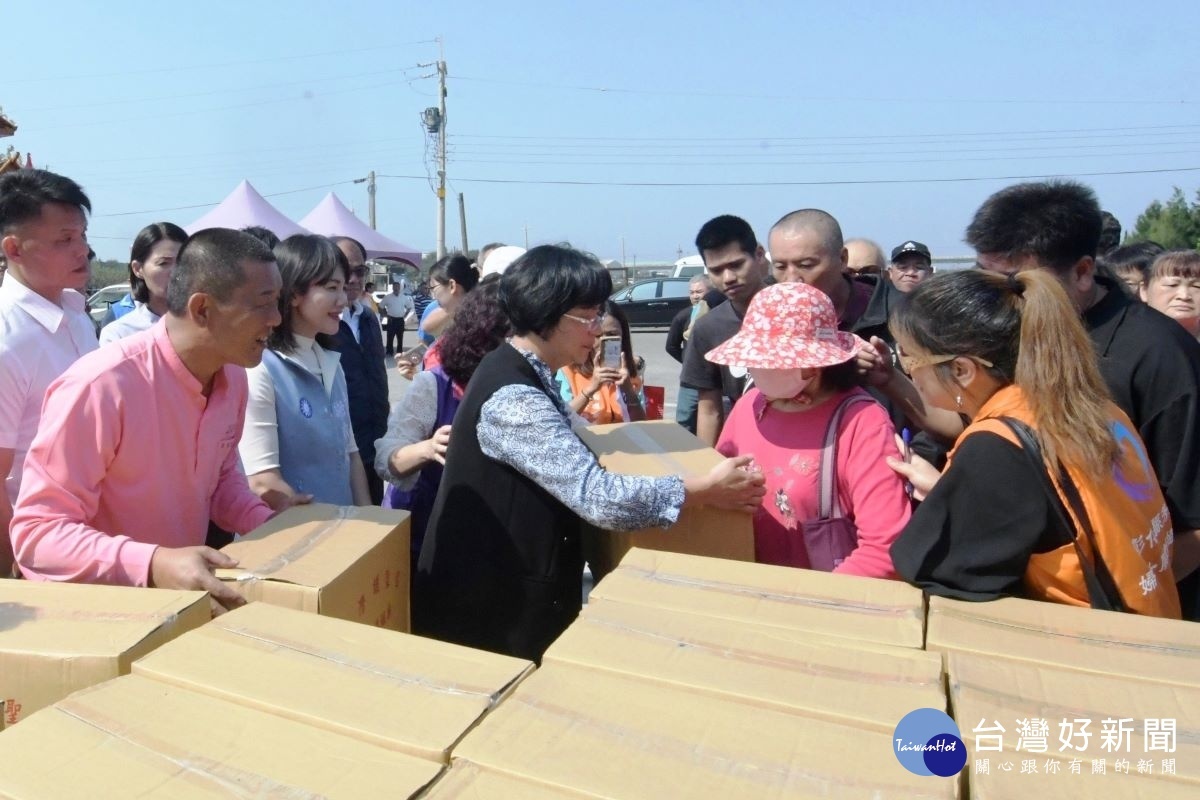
[[0, 601, 533, 798], [928, 595, 1200, 798], [2, 423, 1198, 798], [0, 580, 210, 726]]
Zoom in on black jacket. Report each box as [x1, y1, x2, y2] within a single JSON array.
[[843, 274, 950, 467], [332, 309, 389, 472], [416, 345, 583, 662], [665, 306, 691, 363]]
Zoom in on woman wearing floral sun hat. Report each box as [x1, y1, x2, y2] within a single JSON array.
[[706, 282, 911, 577]]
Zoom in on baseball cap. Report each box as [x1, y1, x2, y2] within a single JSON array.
[[891, 241, 932, 262]]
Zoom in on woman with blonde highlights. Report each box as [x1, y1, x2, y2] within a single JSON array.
[[887, 269, 1180, 617]]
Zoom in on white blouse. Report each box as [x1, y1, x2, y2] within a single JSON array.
[[239, 335, 357, 476]]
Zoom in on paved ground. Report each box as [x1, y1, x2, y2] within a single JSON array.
[[385, 327, 677, 414]]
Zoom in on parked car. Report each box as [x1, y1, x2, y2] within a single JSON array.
[[610, 277, 693, 327], [86, 283, 131, 333]]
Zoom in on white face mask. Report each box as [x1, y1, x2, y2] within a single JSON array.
[[748, 368, 812, 400]]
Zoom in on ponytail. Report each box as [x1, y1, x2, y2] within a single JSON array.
[[890, 268, 1119, 479], [1011, 270, 1118, 478]]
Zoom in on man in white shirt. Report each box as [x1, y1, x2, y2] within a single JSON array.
[[379, 280, 414, 355], [0, 169, 97, 576]]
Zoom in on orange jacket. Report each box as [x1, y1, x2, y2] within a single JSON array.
[[949, 386, 1180, 618]]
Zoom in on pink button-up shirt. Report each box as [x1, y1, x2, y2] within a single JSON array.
[[11, 321, 273, 586]]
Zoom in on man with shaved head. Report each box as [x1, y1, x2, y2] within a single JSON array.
[[845, 238, 887, 278], [769, 208, 944, 464], [767, 209, 895, 340]]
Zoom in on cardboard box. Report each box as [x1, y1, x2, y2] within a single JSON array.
[[0, 675, 442, 799], [968, 766, 1198, 800], [453, 663, 959, 799], [948, 653, 1200, 794], [574, 421, 755, 579], [423, 761, 597, 799], [587, 548, 927, 649], [218, 503, 410, 631], [927, 595, 1200, 687], [0, 581, 208, 726], [543, 598, 944, 731], [133, 602, 534, 763]]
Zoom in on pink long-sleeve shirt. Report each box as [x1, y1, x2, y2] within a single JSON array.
[[716, 387, 910, 578], [10, 322, 273, 586]]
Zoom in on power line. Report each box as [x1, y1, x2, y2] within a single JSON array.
[[378, 165, 1200, 188], [6, 40, 439, 84], [445, 149, 1200, 169], [445, 141, 1200, 160], [447, 133, 1200, 153], [25, 77, 433, 133], [23, 66, 427, 113], [96, 180, 357, 218], [451, 75, 1197, 106], [452, 123, 1200, 144]]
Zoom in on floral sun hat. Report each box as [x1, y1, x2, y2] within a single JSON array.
[[705, 282, 865, 369]]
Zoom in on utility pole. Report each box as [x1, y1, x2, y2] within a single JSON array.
[[352, 171, 377, 228], [436, 47, 448, 259], [419, 39, 449, 259], [458, 192, 468, 253], [368, 170, 377, 229], [621, 236, 626, 268], [523, 224, 529, 249]]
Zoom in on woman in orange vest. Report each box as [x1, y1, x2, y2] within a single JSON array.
[[557, 301, 646, 424], [887, 269, 1180, 618]]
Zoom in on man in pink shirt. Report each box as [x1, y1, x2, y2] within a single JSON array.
[[0, 170, 96, 577], [11, 228, 293, 609]]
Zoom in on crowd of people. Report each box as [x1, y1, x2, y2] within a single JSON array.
[[1, 166, 1197, 666]]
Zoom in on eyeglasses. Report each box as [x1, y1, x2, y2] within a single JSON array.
[[896, 347, 994, 375], [561, 311, 607, 332]]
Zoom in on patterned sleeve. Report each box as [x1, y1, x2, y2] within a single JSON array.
[[374, 370, 439, 489], [478, 384, 685, 530]]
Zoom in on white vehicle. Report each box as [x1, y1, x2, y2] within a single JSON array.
[[86, 283, 131, 332], [672, 255, 706, 278]]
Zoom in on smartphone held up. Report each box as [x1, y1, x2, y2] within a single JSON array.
[[599, 337, 622, 370]]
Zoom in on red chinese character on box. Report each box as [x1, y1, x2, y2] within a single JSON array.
[[385, 569, 391, 589], [372, 575, 380, 595], [357, 594, 366, 616], [5, 699, 21, 725]]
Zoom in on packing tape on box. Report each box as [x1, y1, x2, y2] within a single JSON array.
[[623, 565, 918, 619], [950, 675, 1200, 747], [615, 424, 694, 476], [233, 506, 358, 581], [510, 693, 940, 797], [54, 699, 327, 798], [222, 624, 505, 702], [935, 604, 1200, 657], [575, 614, 940, 689], [0, 602, 178, 626]]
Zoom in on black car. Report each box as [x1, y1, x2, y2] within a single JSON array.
[[610, 277, 693, 327]]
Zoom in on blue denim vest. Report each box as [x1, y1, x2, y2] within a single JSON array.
[[260, 348, 353, 505]]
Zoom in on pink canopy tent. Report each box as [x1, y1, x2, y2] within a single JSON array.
[[185, 180, 311, 238], [299, 192, 421, 266]]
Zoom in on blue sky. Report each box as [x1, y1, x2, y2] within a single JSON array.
[[5, 0, 1199, 263]]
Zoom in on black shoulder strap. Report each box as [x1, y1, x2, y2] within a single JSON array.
[[998, 417, 1129, 613]]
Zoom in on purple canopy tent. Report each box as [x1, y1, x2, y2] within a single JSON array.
[[185, 180, 311, 238], [299, 192, 422, 266]]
